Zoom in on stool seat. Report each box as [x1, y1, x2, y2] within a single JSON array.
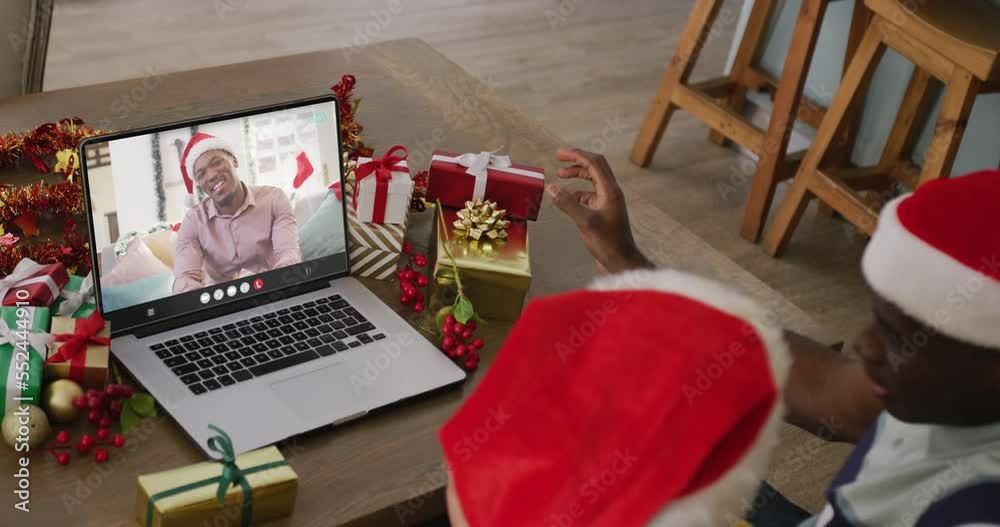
[[763, 1, 992, 256], [866, 0, 1000, 81]]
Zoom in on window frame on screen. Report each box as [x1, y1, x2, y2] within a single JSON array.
[[78, 94, 350, 338]]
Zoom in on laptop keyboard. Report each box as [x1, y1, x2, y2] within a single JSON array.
[[148, 294, 385, 395]]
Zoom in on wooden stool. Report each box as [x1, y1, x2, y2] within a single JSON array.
[[631, 0, 867, 242], [763, 0, 1000, 256]]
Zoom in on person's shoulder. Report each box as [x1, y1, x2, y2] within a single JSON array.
[[250, 184, 285, 195], [251, 185, 292, 205], [180, 203, 207, 228]]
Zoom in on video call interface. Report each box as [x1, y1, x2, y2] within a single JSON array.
[[84, 101, 346, 314]]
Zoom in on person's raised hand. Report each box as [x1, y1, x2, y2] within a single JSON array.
[[546, 148, 652, 274]]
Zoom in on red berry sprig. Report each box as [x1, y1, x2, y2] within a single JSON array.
[[51, 383, 133, 465], [440, 314, 483, 371], [49, 430, 126, 465], [396, 243, 430, 313], [431, 199, 483, 373]]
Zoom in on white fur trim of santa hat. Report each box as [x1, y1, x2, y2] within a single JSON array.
[[590, 268, 791, 526], [862, 196, 1000, 350], [180, 133, 237, 194]]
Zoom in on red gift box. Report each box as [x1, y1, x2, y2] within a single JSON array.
[[427, 150, 545, 221], [0, 258, 71, 307]]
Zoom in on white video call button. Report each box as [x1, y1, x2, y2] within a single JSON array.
[[227, 285, 237, 297], [240, 282, 250, 294], [200, 292, 210, 304], [213, 289, 224, 301]]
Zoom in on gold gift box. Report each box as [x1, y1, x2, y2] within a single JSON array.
[[433, 207, 532, 321], [136, 446, 298, 527], [45, 315, 110, 389]]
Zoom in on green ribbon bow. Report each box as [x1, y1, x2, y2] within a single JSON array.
[[145, 425, 288, 527]]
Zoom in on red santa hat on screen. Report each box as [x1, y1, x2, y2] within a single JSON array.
[[862, 169, 1000, 350], [179, 132, 237, 194], [439, 269, 791, 526]]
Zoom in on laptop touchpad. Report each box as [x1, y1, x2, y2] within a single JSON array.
[[271, 364, 365, 419]]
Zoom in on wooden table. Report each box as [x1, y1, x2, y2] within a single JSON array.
[[0, 38, 836, 526]]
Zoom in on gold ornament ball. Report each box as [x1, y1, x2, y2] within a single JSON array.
[[2, 405, 51, 449], [43, 379, 86, 423]]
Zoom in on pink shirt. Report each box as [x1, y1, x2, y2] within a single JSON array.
[[173, 184, 303, 293]]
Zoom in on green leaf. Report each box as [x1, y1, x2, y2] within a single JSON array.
[[128, 393, 157, 416], [453, 295, 476, 324], [121, 406, 139, 434]]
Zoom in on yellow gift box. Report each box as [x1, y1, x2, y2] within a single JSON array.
[[45, 314, 111, 389], [137, 445, 298, 527], [433, 206, 532, 321]]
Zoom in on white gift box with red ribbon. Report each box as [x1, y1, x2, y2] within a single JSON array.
[[354, 146, 414, 225]]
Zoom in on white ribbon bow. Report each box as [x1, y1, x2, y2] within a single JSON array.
[[56, 272, 96, 317], [0, 316, 53, 355], [432, 149, 543, 201], [0, 258, 60, 305], [455, 151, 513, 178]]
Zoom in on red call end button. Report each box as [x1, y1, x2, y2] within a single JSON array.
[[253, 278, 264, 290]]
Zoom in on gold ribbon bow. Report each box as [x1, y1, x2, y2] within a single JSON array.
[[453, 199, 510, 241]]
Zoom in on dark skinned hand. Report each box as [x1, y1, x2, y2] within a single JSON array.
[[546, 147, 653, 274]]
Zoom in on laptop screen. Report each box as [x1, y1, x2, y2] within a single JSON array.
[[81, 97, 348, 333]]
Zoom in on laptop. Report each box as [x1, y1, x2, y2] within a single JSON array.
[[78, 95, 466, 455]]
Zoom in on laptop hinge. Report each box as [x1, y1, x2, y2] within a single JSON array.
[[128, 280, 330, 339]]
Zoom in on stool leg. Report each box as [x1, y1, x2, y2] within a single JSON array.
[[827, 3, 875, 166], [879, 68, 935, 169], [708, 0, 775, 146], [878, 66, 938, 191], [918, 66, 979, 185], [817, 3, 874, 219], [740, 0, 829, 242], [763, 21, 886, 257], [631, 0, 725, 167]]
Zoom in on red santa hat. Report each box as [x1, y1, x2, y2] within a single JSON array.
[[862, 169, 1000, 349], [439, 269, 791, 526], [179, 132, 237, 194]]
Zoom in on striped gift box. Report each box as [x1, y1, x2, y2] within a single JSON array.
[[347, 207, 409, 280]]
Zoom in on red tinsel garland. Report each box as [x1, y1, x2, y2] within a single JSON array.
[[0, 117, 104, 174], [0, 76, 370, 278], [0, 117, 101, 276], [0, 180, 85, 225], [0, 231, 92, 276]]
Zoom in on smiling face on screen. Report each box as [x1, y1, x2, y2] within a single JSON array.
[[193, 149, 242, 209]]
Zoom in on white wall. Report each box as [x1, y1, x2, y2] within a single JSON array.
[[727, 0, 1000, 175], [108, 135, 158, 240], [159, 127, 194, 223], [86, 165, 114, 249], [0, 0, 32, 96]]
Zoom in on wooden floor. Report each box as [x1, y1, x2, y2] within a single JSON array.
[[45, 0, 869, 513]]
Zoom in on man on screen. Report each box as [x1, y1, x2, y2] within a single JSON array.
[[172, 132, 302, 293]]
